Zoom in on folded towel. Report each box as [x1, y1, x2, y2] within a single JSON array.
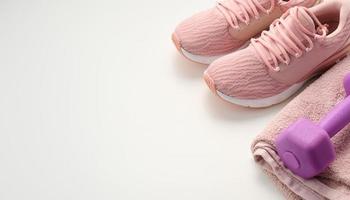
[[252, 56, 350, 200]]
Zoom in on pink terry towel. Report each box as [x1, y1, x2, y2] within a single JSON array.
[[252, 56, 350, 200]]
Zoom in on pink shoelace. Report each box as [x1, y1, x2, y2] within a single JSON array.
[[217, 0, 275, 29], [251, 7, 328, 71]]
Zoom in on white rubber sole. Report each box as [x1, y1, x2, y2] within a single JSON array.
[[216, 82, 305, 108], [213, 41, 350, 108], [180, 41, 250, 65], [181, 48, 222, 65]]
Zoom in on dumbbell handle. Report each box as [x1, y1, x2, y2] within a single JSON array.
[[319, 95, 350, 137], [319, 73, 350, 138]]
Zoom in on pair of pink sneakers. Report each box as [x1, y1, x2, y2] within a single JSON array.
[[172, 0, 350, 108]]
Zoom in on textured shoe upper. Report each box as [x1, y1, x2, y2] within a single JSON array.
[[205, 46, 289, 99], [174, 0, 317, 56], [205, 1, 350, 99], [175, 8, 240, 56]]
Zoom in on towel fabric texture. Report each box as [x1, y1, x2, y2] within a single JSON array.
[[252, 56, 350, 200]]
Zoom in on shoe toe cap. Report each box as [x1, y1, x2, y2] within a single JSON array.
[[174, 8, 238, 56], [171, 32, 181, 51], [205, 48, 289, 99]]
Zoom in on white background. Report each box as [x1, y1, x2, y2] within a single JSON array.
[[0, 0, 290, 199]]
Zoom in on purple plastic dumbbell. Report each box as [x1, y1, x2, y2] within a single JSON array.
[[276, 73, 350, 179]]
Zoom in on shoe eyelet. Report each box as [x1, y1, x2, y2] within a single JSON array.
[[274, 67, 281, 72]]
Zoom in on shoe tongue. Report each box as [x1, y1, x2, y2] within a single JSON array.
[[297, 7, 316, 32], [258, 0, 274, 8], [287, 7, 316, 35], [227, 0, 274, 18], [263, 7, 318, 66]]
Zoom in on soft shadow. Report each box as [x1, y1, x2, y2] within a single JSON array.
[[204, 92, 289, 121], [172, 52, 206, 79]]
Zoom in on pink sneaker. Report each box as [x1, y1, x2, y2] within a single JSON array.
[[172, 0, 318, 64], [204, 0, 350, 108]]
